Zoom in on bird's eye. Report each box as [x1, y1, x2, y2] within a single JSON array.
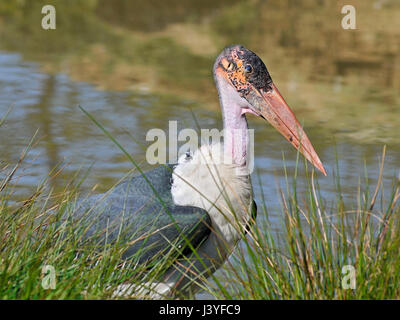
[[244, 64, 253, 73], [227, 62, 233, 71]]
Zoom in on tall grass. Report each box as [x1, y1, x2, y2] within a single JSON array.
[[207, 146, 400, 299], [0, 112, 188, 299], [0, 162, 180, 299], [1, 110, 400, 299]]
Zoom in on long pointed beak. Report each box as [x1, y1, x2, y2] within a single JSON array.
[[253, 83, 326, 176]]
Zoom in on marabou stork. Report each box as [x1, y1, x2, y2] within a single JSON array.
[[72, 45, 326, 299]]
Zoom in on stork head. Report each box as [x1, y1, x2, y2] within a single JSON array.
[[213, 45, 326, 176]]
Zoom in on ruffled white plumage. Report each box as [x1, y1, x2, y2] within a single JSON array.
[[171, 143, 253, 247]]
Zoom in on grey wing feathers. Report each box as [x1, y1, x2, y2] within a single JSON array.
[[245, 200, 257, 234], [66, 164, 211, 265]]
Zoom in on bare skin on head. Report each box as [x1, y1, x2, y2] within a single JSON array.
[[214, 45, 326, 175]]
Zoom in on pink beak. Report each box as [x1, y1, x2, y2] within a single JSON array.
[[251, 83, 326, 176]]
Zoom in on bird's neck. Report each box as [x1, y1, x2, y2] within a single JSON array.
[[218, 83, 249, 167]]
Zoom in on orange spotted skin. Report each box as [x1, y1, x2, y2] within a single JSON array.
[[215, 45, 273, 98]]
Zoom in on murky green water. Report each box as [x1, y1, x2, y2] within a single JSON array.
[[1, 0, 400, 261]]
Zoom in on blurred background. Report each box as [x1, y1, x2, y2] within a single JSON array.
[[0, 0, 400, 230]]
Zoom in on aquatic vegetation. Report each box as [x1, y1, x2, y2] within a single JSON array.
[[210, 147, 400, 299], [1, 112, 399, 299], [1, 0, 400, 300]]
